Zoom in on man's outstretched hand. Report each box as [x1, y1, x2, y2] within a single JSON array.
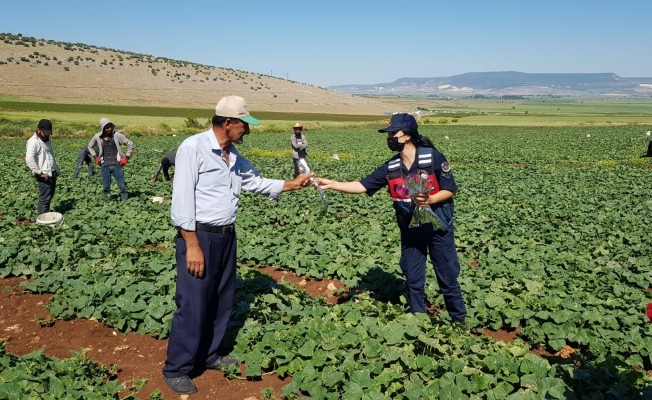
[[283, 172, 315, 192]]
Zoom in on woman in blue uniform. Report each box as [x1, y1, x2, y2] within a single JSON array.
[[316, 113, 467, 325]]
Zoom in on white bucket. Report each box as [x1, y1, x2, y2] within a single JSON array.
[[35, 212, 64, 228], [151, 196, 164, 204]]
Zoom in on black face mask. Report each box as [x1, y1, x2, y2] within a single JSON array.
[[387, 136, 405, 152]]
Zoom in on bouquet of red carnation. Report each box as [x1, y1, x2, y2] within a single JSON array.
[[396, 171, 444, 229]]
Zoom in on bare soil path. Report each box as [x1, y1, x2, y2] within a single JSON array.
[[0, 275, 289, 400], [0, 265, 352, 399]]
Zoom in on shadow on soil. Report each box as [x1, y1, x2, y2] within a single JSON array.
[[355, 266, 405, 304]]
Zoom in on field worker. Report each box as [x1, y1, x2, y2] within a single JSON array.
[[72, 143, 99, 180], [316, 113, 467, 326], [150, 151, 176, 183], [163, 95, 314, 395], [87, 118, 134, 201], [643, 140, 652, 157], [290, 122, 308, 177], [25, 119, 60, 215]]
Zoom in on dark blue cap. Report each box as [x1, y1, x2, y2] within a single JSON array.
[[378, 113, 418, 133]]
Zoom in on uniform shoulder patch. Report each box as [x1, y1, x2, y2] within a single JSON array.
[[441, 162, 451, 173]]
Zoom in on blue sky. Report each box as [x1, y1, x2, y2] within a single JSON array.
[[1, 0, 650, 87]]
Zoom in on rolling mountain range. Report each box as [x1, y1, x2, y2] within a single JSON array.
[[328, 72, 652, 97]]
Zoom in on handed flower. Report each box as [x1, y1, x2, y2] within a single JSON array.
[[405, 169, 443, 229]]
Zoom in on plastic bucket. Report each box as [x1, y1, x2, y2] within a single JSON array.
[[35, 212, 64, 228]]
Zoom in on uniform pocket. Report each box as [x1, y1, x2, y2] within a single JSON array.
[[439, 202, 454, 228], [443, 246, 458, 261]]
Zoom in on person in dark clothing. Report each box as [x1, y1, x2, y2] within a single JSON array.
[[73, 144, 99, 180], [643, 140, 652, 158], [316, 114, 467, 326], [151, 151, 176, 183]]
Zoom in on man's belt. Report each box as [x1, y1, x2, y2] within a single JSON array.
[[196, 222, 235, 234]]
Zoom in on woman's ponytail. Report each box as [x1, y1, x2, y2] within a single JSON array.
[[404, 129, 435, 148], [417, 135, 435, 148]]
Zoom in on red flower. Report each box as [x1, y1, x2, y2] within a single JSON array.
[[395, 183, 409, 197], [647, 303, 652, 323]]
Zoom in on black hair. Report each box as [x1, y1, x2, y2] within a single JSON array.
[[402, 129, 435, 149], [212, 115, 228, 127], [417, 135, 435, 148]]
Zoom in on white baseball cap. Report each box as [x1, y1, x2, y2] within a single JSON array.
[[215, 95, 260, 125]]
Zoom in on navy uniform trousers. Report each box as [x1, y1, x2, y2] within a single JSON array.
[[163, 229, 237, 378], [399, 224, 467, 320]]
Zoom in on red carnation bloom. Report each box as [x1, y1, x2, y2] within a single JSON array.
[[647, 303, 652, 323]]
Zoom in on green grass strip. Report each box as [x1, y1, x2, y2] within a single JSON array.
[[0, 101, 383, 122]]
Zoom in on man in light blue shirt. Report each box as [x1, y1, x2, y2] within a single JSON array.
[[163, 95, 314, 395]]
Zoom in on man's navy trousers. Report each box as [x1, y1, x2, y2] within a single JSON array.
[[399, 225, 467, 320], [163, 229, 237, 378]]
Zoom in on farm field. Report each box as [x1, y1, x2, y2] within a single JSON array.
[[1, 123, 652, 399], [383, 97, 652, 127], [0, 104, 387, 139], [0, 100, 384, 122]]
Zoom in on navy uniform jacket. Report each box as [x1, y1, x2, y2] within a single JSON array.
[[359, 147, 457, 230]]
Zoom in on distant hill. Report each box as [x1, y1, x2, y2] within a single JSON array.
[[0, 33, 390, 115], [329, 71, 652, 97]]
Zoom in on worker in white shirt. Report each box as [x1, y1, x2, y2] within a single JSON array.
[[25, 119, 60, 215]]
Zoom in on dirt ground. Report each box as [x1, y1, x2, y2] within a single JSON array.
[[1, 266, 558, 399], [0, 266, 350, 400]]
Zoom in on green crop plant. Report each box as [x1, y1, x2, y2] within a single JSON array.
[[0, 342, 145, 398], [1, 125, 651, 398]]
